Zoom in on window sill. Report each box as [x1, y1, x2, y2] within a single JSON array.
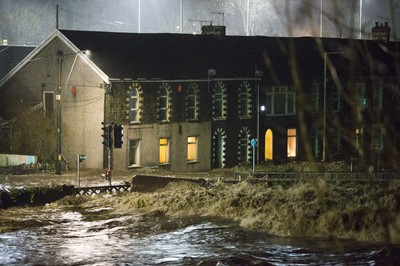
[[187, 160, 199, 164], [265, 113, 296, 117], [128, 164, 142, 169], [159, 163, 171, 166]]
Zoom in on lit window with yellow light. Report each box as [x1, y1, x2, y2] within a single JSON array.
[[159, 138, 169, 164], [187, 136, 198, 162], [287, 128, 297, 158]]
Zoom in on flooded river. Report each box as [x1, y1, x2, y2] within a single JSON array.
[[1, 180, 400, 265], [1, 206, 399, 265]]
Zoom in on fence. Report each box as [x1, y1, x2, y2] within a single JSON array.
[[234, 171, 400, 182]]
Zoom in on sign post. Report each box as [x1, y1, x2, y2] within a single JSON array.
[[76, 154, 87, 188], [250, 138, 258, 173]]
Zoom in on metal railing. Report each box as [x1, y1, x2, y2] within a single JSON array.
[[234, 171, 400, 182]]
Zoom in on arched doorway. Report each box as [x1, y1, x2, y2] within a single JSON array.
[[265, 129, 273, 160], [213, 129, 226, 168]]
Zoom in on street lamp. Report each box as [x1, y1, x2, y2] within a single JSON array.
[[359, 0, 362, 39], [323, 51, 343, 162], [255, 70, 264, 163]]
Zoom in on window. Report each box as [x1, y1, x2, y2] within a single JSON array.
[[332, 86, 341, 113], [265, 86, 296, 116], [159, 84, 170, 122], [43, 91, 55, 111], [159, 138, 170, 164], [356, 82, 366, 111], [311, 80, 321, 113], [129, 87, 139, 123], [287, 128, 297, 158], [371, 125, 384, 152], [129, 140, 140, 167], [373, 80, 383, 111], [187, 83, 198, 120], [355, 128, 364, 155], [313, 128, 321, 159], [213, 81, 227, 119], [239, 81, 251, 118], [265, 129, 273, 160], [187, 136, 198, 162], [332, 127, 341, 155]]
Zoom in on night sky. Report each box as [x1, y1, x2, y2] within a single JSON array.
[[0, 0, 399, 45]]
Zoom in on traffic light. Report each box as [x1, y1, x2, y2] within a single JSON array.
[[114, 124, 123, 148], [101, 122, 112, 149]]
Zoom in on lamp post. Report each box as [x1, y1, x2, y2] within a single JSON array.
[[323, 51, 343, 162], [359, 0, 362, 39], [255, 70, 264, 164], [138, 0, 141, 33], [320, 0, 323, 37]]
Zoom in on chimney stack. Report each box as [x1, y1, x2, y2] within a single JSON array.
[[201, 24, 226, 38], [372, 22, 391, 42]]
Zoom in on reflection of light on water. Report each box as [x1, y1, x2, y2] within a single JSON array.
[[46, 211, 134, 264], [0, 231, 31, 264], [1, 184, 400, 265]]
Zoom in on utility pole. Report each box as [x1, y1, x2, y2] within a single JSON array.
[[56, 50, 63, 175], [56, 5, 59, 29], [180, 0, 183, 33]]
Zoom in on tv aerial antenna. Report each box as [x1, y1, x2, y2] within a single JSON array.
[[211, 12, 225, 25]]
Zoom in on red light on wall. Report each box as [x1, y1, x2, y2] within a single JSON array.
[[71, 86, 77, 95]]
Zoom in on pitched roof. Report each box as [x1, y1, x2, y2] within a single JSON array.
[[1, 30, 398, 89], [61, 30, 337, 82], [60, 30, 399, 83], [0, 31, 109, 88], [0, 45, 35, 80]]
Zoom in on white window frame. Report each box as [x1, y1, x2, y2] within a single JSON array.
[[265, 86, 296, 116], [159, 87, 169, 122], [129, 87, 139, 123], [187, 136, 198, 162], [43, 91, 55, 111], [239, 81, 252, 118], [187, 83, 198, 121], [287, 128, 297, 158], [129, 139, 141, 167], [159, 137, 170, 164], [213, 81, 227, 120]]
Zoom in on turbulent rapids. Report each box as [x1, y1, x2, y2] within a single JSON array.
[[1, 177, 400, 265], [51, 178, 400, 244]]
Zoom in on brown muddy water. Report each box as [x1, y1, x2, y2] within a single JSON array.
[[1, 175, 400, 265]]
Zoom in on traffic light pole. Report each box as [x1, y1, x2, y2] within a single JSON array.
[[107, 145, 112, 186], [101, 122, 123, 186], [102, 122, 112, 186]]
